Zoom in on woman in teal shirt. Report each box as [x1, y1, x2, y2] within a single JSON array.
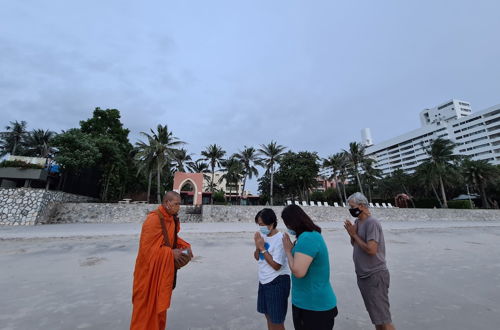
[[282, 204, 338, 329]]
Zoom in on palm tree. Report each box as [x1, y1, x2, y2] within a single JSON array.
[[361, 157, 382, 202], [24, 129, 56, 158], [235, 146, 261, 200], [343, 142, 366, 194], [461, 158, 499, 208], [201, 144, 226, 203], [2, 120, 28, 156], [258, 141, 286, 205], [187, 159, 211, 189], [141, 125, 185, 203], [135, 135, 157, 203], [219, 156, 244, 203], [173, 148, 192, 172], [420, 138, 459, 208], [323, 152, 348, 204]]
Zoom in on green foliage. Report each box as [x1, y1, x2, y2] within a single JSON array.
[[276, 151, 319, 200], [0, 160, 44, 169], [324, 188, 341, 204], [1, 120, 28, 156], [413, 198, 441, 208], [52, 129, 100, 171], [212, 190, 226, 203], [447, 200, 473, 209], [310, 191, 325, 202]]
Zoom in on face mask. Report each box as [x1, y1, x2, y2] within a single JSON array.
[[349, 207, 362, 218], [287, 229, 296, 236], [259, 226, 271, 236]]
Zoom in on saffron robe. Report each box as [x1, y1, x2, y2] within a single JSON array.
[[130, 205, 191, 330]]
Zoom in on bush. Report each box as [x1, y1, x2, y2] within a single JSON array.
[[0, 160, 44, 169], [310, 191, 325, 202], [414, 198, 440, 208], [447, 200, 473, 209], [212, 191, 226, 203]]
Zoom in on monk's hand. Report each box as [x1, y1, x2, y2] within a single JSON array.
[[173, 249, 191, 269], [344, 220, 357, 237], [282, 233, 293, 254], [254, 232, 265, 250]]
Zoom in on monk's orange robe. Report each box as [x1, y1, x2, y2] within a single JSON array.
[[130, 205, 191, 330]]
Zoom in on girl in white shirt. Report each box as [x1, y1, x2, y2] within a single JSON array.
[[253, 208, 291, 330]]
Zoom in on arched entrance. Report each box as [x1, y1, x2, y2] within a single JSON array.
[[179, 180, 196, 205], [173, 173, 203, 205]]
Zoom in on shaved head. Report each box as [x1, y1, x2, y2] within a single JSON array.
[[163, 191, 181, 203]]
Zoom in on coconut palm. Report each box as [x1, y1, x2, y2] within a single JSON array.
[[461, 158, 499, 208], [219, 156, 244, 203], [1, 120, 28, 156], [135, 135, 157, 203], [187, 159, 211, 189], [24, 129, 57, 158], [201, 144, 226, 203], [420, 138, 459, 208], [343, 142, 366, 194], [235, 146, 261, 199], [361, 157, 382, 202], [140, 125, 185, 203], [258, 141, 286, 205], [173, 148, 192, 172], [323, 152, 348, 204]]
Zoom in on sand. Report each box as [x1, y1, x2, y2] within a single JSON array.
[[1, 220, 500, 330]]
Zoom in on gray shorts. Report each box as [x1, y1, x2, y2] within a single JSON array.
[[357, 269, 392, 325]]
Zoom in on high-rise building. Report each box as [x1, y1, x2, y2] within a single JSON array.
[[364, 99, 500, 176]]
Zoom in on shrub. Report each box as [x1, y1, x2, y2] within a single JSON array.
[[447, 200, 473, 209], [212, 191, 226, 203], [0, 160, 44, 169]]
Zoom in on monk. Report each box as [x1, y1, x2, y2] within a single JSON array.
[[130, 191, 193, 330]]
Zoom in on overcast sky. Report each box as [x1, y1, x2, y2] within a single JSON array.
[[1, 1, 500, 193]]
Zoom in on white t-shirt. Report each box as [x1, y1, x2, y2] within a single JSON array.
[[257, 231, 291, 284]]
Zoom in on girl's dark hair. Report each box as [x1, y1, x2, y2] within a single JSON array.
[[254, 208, 278, 229], [281, 204, 321, 236]]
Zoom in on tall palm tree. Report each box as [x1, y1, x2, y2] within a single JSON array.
[[141, 125, 185, 203], [323, 152, 348, 204], [135, 135, 157, 203], [343, 142, 366, 194], [414, 162, 443, 207], [235, 146, 261, 199], [201, 144, 226, 203], [219, 156, 244, 203], [24, 129, 57, 158], [258, 141, 286, 205], [187, 159, 211, 189], [2, 120, 28, 156], [361, 157, 382, 202], [461, 158, 499, 208], [173, 148, 192, 172], [420, 138, 459, 208]]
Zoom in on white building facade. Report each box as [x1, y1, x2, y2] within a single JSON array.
[[364, 99, 500, 176]]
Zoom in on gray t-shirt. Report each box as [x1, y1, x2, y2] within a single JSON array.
[[353, 216, 387, 278]]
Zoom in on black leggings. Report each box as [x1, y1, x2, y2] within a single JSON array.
[[292, 305, 338, 330]]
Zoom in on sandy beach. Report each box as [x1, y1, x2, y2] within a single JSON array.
[[1, 220, 500, 330]]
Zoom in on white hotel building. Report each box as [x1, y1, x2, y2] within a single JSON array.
[[361, 99, 500, 176]]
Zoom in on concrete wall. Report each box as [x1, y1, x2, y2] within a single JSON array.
[[201, 205, 500, 222], [0, 188, 96, 225], [50, 203, 202, 224], [45, 204, 500, 224]]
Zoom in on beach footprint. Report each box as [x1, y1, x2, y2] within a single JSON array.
[[80, 256, 107, 267]]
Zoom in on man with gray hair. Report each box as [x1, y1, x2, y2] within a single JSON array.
[[344, 192, 395, 330]]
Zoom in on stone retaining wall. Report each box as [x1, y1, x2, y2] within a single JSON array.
[[50, 203, 202, 224], [0, 188, 96, 225], [201, 205, 500, 222]]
